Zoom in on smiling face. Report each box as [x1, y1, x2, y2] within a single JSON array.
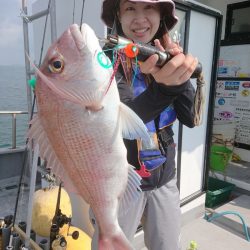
[[118, 0, 161, 43]]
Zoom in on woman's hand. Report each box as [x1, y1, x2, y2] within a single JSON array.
[[139, 38, 198, 86]]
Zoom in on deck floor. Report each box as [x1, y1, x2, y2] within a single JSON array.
[[137, 194, 250, 250], [1, 161, 250, 250], [0, 183, 29, 222], [181, 194, 250, 250], [1, 191, 250, 250]]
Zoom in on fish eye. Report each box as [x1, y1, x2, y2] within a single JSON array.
[[49, 58, 64, 73]]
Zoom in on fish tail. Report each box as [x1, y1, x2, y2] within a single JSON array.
[[98, 230, 134, 250]]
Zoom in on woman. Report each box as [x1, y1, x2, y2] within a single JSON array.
[[91, 1, 198, 249]]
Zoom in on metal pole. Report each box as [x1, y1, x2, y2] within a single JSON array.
[[27, 9, 49, 22], [25, 144, 39, 248], [22, 0, 33, 118], [21, 3, 35, 249], [50, 0, 57, 43]]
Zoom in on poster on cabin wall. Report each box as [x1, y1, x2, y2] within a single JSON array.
[[214, 80, 250, 148], [218, 44, 250, 78]]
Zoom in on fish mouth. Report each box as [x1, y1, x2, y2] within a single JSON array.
[[69, 23, 98, 53], [69, 24, 86, 51]]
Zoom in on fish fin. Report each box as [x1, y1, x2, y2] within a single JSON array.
[[119, 102, 150, 141], [98, 230, 134, 250], [118, 165, 142, 216], [27, 116, 78, 193]]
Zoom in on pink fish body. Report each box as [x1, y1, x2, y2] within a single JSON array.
[[28, 23, 149, 250]]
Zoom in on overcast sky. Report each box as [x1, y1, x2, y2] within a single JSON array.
[[0, 0, 35, 66], [0, 0, 102, 66]]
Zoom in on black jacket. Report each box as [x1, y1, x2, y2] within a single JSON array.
[[106, 48, 196, 190], [115, 70, 196, 190]]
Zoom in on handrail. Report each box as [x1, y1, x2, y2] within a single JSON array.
[[0, 111, 29, 149], [0, 111, 29, 114]]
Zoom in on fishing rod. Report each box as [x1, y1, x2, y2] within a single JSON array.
[[99, 34, 203, 78]]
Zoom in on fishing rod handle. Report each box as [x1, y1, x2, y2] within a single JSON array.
[[107, 35, 202, 78], [135, 41, 202, 78], [134, 41, 171, 66]]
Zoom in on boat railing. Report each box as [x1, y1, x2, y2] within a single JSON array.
[[0, 111, 30, 149]]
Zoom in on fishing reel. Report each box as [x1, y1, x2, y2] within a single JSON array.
[[52, 211, 72, 229], [50, 183, 79, 250], [50, 212, 79, 250], [51, 235, 67, 250]]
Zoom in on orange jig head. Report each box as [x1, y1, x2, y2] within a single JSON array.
[[124, 43, 139, 58]]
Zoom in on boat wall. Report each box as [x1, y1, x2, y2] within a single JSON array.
[[169, 1, 222, 201], [0, 147, 28, 188]]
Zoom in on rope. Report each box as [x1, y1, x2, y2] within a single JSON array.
[[193, 73, 205, 126]]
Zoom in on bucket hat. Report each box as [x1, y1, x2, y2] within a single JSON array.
[[101, 0, 178, 31]]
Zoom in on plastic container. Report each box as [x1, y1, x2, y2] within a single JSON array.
[[205, 177, 235, 208], [210, 145, 232, 171]]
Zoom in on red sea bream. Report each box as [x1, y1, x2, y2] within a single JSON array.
[[28, 23, 149, 250]]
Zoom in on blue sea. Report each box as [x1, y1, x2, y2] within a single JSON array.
[[0, 65, 29, 148]]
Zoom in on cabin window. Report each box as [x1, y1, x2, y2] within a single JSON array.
[[225, 1, 250, 44]]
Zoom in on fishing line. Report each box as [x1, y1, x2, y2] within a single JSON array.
[[97, 43, 133, 69], [97, 45, 125, 69], [104, 52, 121, 96], [30, 0, 52, 124], [79, 0, 86, 31], [38, 0, 52, 67], [28, 0, 52, 121], [97, 49, 114, 69], [72, 0, 76, 23], [131, 56, 138, 86], [97, 44, 140, 88]]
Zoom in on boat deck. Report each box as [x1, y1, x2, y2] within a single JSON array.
[[0, 177, 29, 223], [136, 160, 250, 249], [1, 180, 250, 249], [137, 194, 250, 250], [1, 159, 250, 249], [181, 194, 250, 250]]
